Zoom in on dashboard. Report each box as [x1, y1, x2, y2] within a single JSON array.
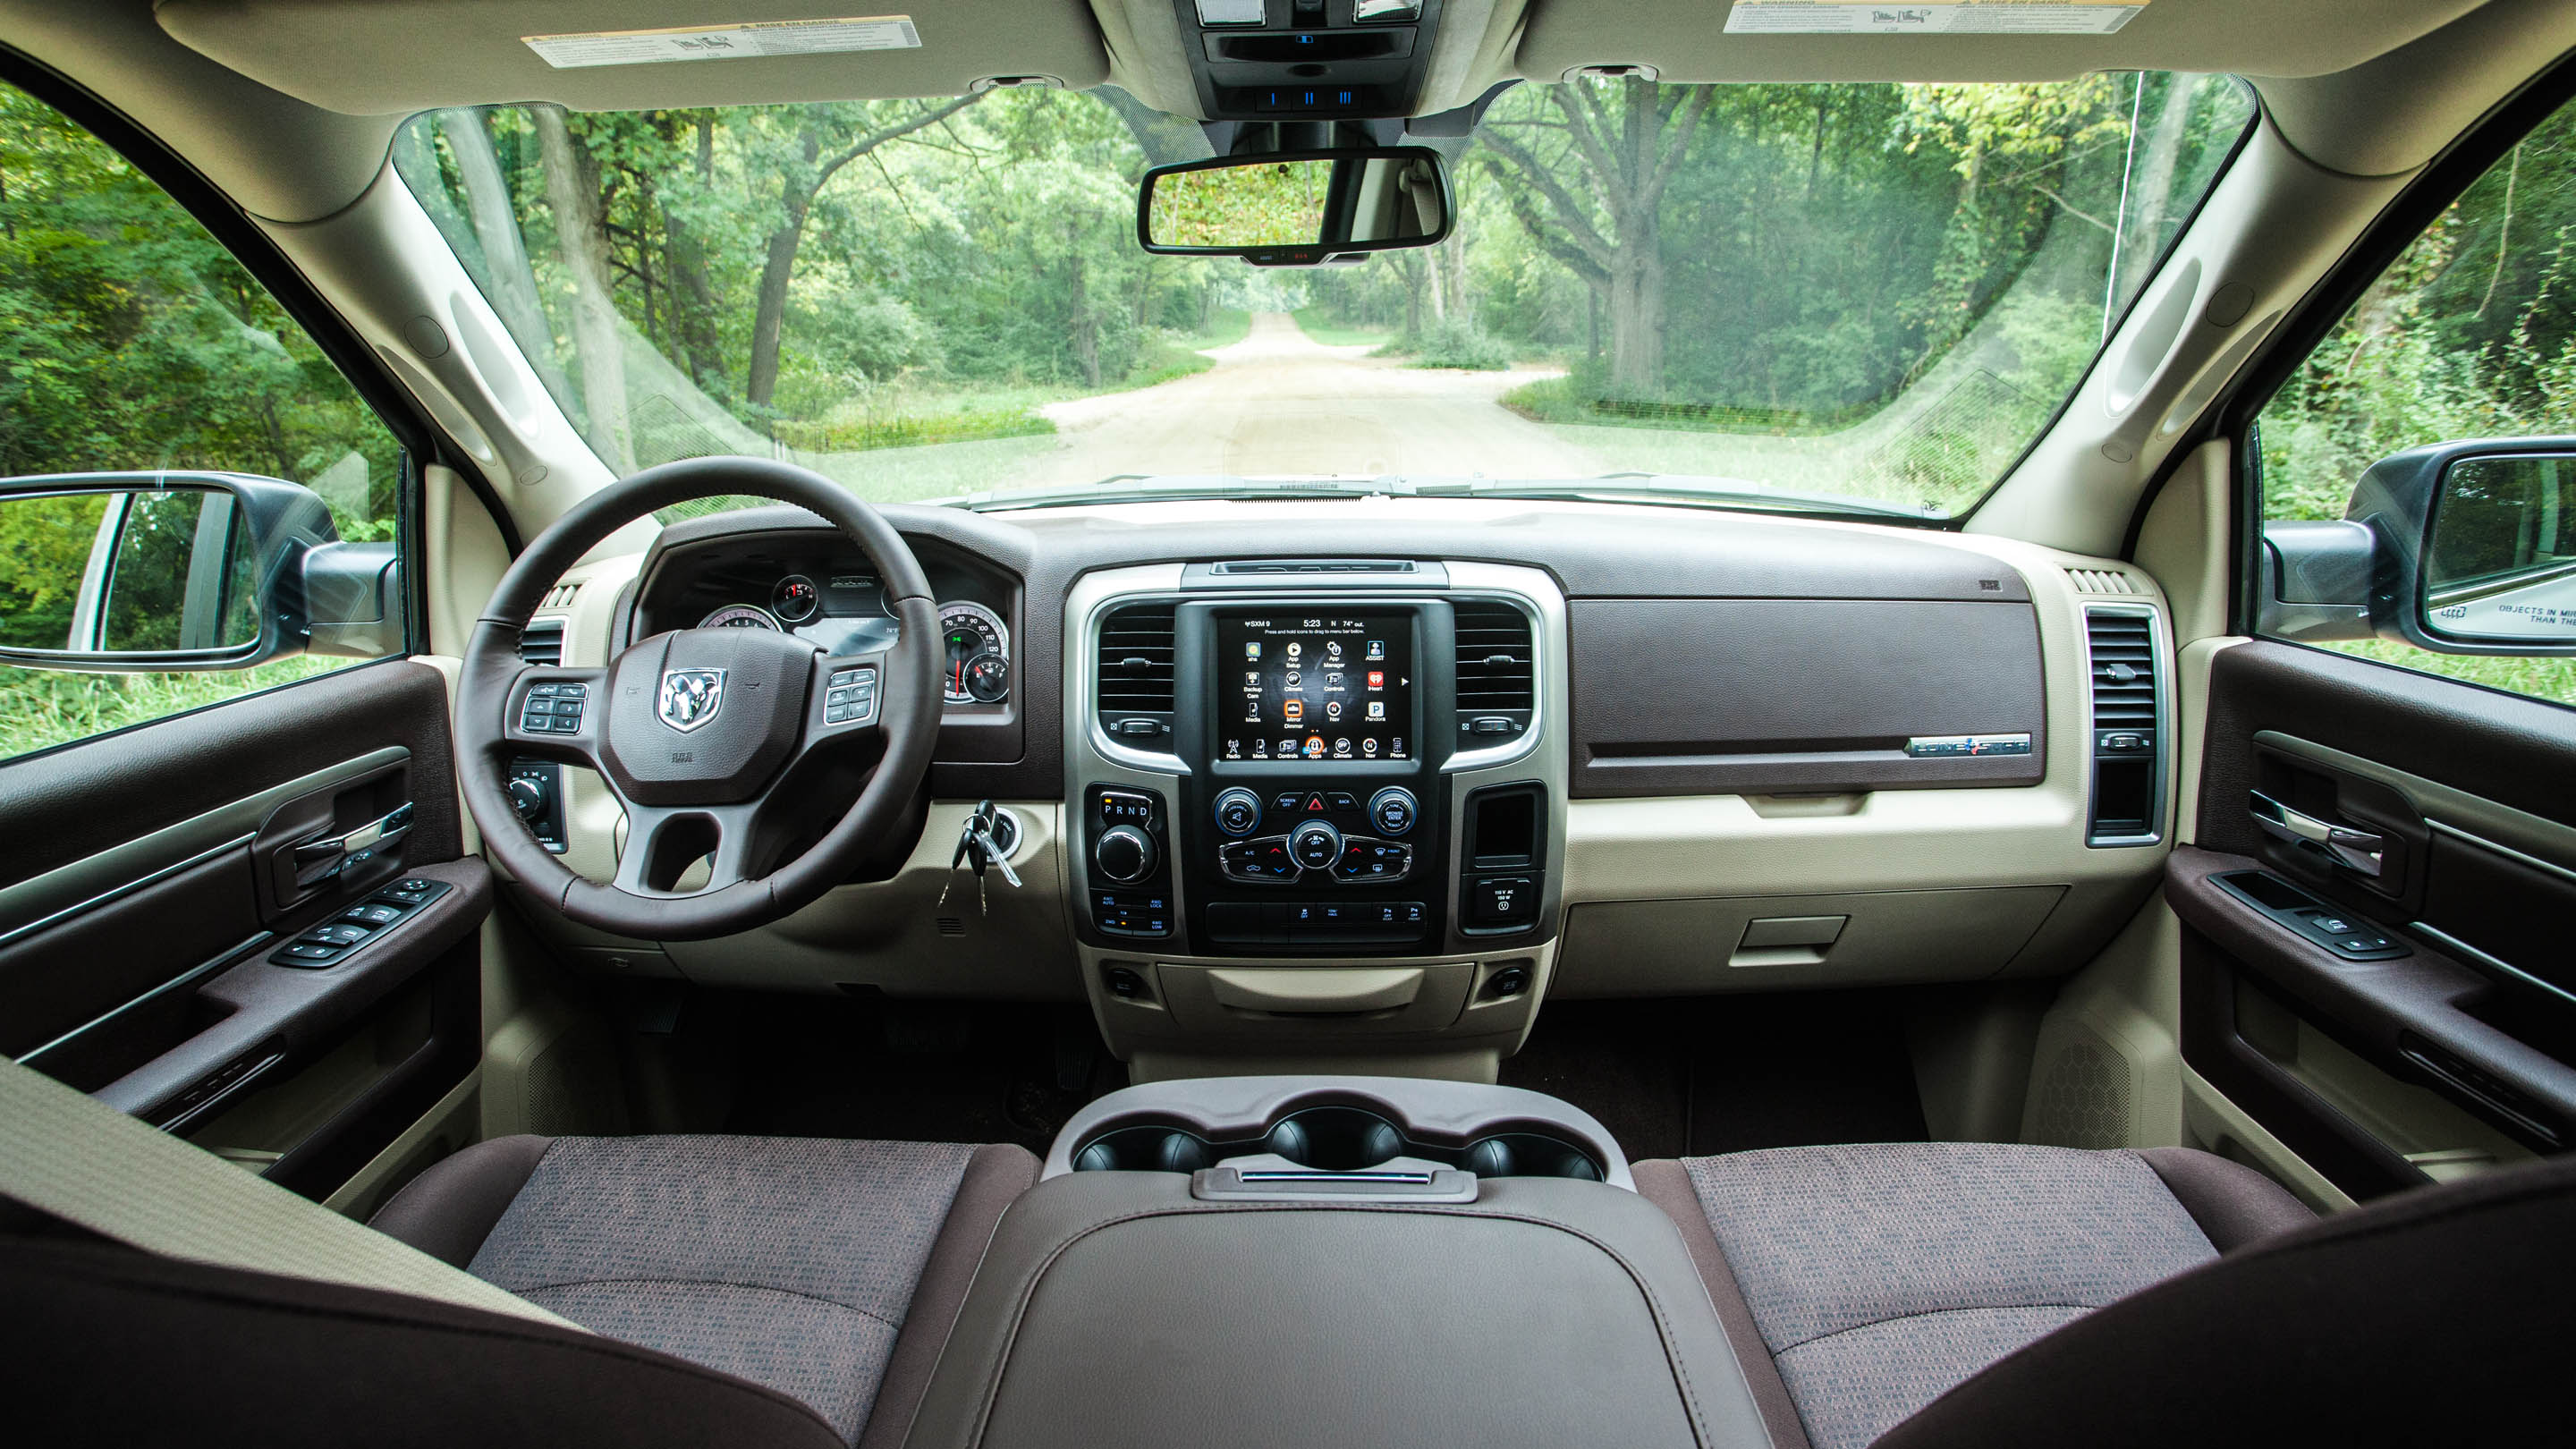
[[516, 495, 2174, 1076]]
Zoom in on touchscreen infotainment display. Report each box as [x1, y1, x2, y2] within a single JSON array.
[[1215, 613, 1411, 762]]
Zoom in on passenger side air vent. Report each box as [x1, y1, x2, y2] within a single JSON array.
[[1453, 599, 1535, 743], [518, 617, 566, 667], [1096, 601, 1177, 745], [2083, 606, 2163, 846], [2066, 568, 2140, 596]]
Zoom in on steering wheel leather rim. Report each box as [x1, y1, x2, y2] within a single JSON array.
[[455, 456, 943, 941]]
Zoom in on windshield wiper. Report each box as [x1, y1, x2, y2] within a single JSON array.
[[950, 476, 1401, 512], [1411, 476, 1945, 522]]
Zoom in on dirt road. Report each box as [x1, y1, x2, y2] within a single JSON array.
[[1028, 312, 1595, 486]]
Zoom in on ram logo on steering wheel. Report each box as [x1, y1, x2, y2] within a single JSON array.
[[657, 668, 727, 733]]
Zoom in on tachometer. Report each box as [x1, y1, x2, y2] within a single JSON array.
[[939, 602, 1009, 704], [699, 603, 780, 631]]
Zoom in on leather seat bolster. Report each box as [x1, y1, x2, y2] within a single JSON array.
[[2132, 1146, 2315, 1250], [369, 1134, 555, 1268], [859, 1142, 1041, 1449], [1632, 1158, 1814, 1449], [0, 1236, 847, 1449]]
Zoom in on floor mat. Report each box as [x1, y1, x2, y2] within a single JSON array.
[[722, 994, 1125, 1155], [1501, 993, 1930, 1162]]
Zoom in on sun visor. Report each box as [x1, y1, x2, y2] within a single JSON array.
[[154, 0, 1114, 115], [1514, 0, 2489, 85]]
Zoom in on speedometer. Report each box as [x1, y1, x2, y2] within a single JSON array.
[[699, 604, 780, 631], [939, 602, 1009, 704]]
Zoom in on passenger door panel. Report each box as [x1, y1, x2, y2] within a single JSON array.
[[0, 660, 488, 1198], [2176, 640, 2576, 1197]]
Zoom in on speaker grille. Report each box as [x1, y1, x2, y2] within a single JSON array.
[[2029, 1027, 2132, 1149]]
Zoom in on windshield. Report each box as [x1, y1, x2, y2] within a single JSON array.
[[393, 76, 2253, 522]]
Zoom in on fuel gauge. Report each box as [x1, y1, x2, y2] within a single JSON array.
[[962, 650, 1011, 704], [771, 574, 820, 623]]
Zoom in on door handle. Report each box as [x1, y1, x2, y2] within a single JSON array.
[[292, 801, 413, 882], [2250, 791, 2385, 877]]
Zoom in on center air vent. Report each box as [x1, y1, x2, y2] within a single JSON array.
[[1453, 599, 1534, 743], [518, 617, 566, 667], [1096, 601, 1177, 745], [2083, 606, 2162, 846]]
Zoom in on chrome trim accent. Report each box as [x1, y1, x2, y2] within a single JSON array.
[[2411, 921, 2576, 1013], [2250, 731, 2576, 880], [2082, 601, 2170, 848], [2250, 790, 2386, 876]]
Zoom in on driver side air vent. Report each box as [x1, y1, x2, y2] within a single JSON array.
[[518, 617, 566, 667], [2083, 606, 2163, 847], [1097, 601, 1176, 745], [1453, 599, 1534, 743]]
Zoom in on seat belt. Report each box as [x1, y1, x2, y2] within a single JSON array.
[[0, 1052, 580, 1331]]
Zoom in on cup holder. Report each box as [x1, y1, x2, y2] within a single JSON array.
[[1070, 1105, 1606, 1182]]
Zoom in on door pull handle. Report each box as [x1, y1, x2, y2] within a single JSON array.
[[2250, 791, 2385, 877]]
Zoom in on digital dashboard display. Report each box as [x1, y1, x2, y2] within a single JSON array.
[[1215, 613, 1411, 762]]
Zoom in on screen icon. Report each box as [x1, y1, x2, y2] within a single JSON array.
[[1333, 737, 1352, 758], [1283, 699, 1303, 723], [1326, 641, 1343, 661], [1366, 640, 1385, 660], [1245, 642, 1262, 661], [1284, 669, 1301, 687], [1285, 641, 1301, 659], [1361, 738, 1379, 758], [1367, 700, 1385, 720], [1224, 739, 1241, 758], [1367, 671, 1384, 690], [1390, 737, 1405, 758], [1302, 735, 1326, 759], [1250, 739, 1268, 758], [1325, 700, 1343, 721], [1325, 672, 1343, 690], [1244, 671, 1259, 687]]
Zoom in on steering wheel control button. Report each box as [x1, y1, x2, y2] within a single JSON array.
[[1368, 787, 1417, 835], [1288, 820, 1343, 870], [1213, 787, 1263, 837]]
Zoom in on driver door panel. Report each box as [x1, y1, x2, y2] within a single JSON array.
[[0, 661, 490, 1200]]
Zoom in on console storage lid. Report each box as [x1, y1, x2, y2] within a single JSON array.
[[902, 1170, 1773, 1449]]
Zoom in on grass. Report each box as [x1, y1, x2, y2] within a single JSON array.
[[1500, 374, 1877, 436], [1292, 308, 1391, 349], [0, 654, 362, 763], [2309, 638, 2576, 708]]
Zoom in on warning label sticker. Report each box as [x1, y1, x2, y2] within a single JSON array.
[[523, 16, 922, 69], [1724, 2, 2143, 36]]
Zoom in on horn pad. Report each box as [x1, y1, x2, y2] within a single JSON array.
[[600, 628, 816, 805]]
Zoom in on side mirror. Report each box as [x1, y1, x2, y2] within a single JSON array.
[[1137, 147, 1452, 266], [0, 471, 398, 673], [2259, 438, 2576, 657]]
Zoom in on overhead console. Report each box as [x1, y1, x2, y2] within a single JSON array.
[[1175, 0, 1447, 121]]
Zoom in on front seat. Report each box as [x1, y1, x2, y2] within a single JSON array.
[[1633, 1141, 2318, 1449], [368, 1134, 1038, 1446]]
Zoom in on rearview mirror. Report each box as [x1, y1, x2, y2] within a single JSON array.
[[0, 471, 398, 673], [1137, 147, 1451, 265], [2258, 438, 2576, 657]]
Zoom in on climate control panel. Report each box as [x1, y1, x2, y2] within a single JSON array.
[[1212, 787, 1417, 887]]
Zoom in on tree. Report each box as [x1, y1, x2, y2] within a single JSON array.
[[1479, 79, 1714, 394], [742, 95, 981, 410], [532, 107, 636, 471]]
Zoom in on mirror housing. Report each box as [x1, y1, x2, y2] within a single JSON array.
[[0, 470, 398, 674], [2259, 437, 2576, 657], [1137, 146, 1452, 264]]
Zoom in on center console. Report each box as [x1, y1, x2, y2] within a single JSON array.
[[1065, 562, 1568, 1079]]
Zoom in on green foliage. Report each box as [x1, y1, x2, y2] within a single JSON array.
[[1148, 160, 1332, 247], [1291, 308, 1390, 348], [0, 655, 355, 761], [0, 491, 106, 648], [1377, 314, 1513, 370]]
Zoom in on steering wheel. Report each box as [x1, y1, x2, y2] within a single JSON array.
[[456, 457, 942, 941]]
